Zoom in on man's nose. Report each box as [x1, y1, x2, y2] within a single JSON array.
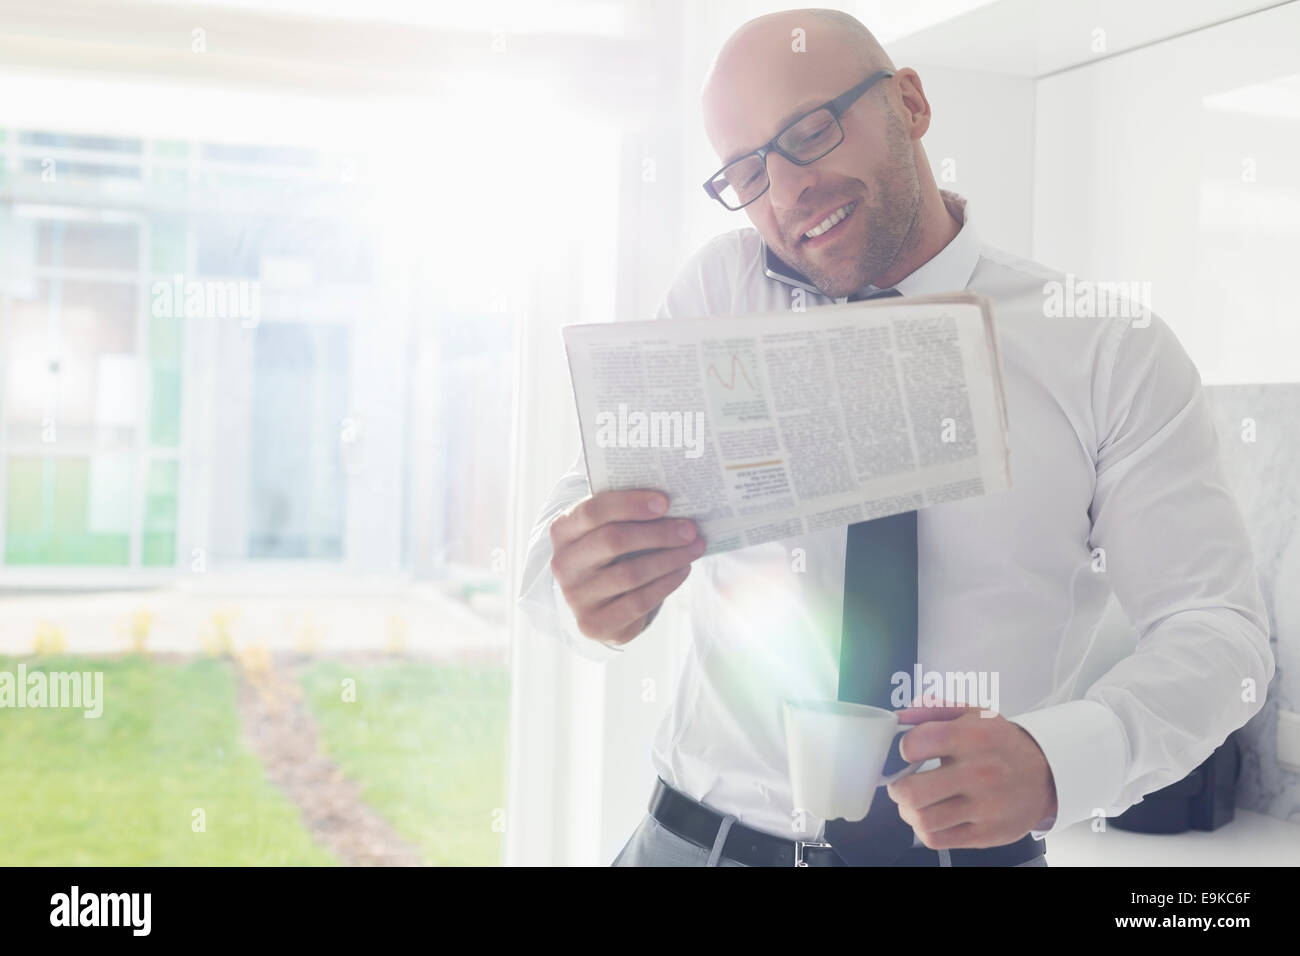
[[765, 152, 818, 215]]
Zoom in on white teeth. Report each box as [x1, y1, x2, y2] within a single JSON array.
[[803, 203, 854, 239]]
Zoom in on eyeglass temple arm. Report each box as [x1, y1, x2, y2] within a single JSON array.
[[828, 69, 895, 117]]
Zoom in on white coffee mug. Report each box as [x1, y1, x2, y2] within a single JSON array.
[[783, 699, 925, 823]]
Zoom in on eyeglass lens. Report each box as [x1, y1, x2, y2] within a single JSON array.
[[711, 108, 843, 209]]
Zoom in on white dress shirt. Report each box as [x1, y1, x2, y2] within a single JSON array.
[[518, 190, 1275, 845]]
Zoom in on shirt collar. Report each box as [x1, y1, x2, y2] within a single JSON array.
[[847, 189, 981, 299]]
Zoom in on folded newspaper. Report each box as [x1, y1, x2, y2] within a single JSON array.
[[561, 291, 1011, 556]]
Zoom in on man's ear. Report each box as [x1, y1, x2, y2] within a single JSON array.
[[892, 68, 932, 141]]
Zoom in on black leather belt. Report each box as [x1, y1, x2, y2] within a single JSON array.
[[648, 777, 1046, 867]]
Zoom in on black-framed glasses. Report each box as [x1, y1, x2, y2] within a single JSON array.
[[702, 69, 895, 211]]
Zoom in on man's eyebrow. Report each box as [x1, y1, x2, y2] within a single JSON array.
[[721, 96, 824, 165]]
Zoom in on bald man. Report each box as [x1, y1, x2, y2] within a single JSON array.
[[518, 9, 1271, 867]]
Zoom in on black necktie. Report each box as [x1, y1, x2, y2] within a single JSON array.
[[822, 286, 919, 866]]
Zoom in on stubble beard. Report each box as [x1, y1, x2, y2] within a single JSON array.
[[790, 109, 923, 298]]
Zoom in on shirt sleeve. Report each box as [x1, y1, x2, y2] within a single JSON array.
[[1007, 312, 1275, 838]]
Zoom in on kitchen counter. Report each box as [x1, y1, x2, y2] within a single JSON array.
[[1045, 809, 1300, 866]]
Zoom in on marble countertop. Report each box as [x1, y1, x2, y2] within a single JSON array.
[[1045, 809, 1300, 866]]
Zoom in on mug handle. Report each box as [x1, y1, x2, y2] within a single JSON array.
[[877, 722, 925, 787]]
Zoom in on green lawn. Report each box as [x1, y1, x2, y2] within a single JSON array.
[[0, 655, 336, 865], [0, 655, 511, 866], [299, 659, 510, 865]]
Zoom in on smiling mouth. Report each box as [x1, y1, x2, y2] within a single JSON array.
[[800, 202, 857, 243]]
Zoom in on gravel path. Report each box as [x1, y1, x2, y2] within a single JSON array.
[[232, 649, 425, 867]]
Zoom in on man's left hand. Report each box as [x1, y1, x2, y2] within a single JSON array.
[[886, 704, 1058, 850]]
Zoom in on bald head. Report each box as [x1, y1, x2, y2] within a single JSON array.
[[705, 8, 894, 103], [701, 9, 945, 297], [703, 9, 895, 159]]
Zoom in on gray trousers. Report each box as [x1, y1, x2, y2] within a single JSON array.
[[611, 812, 1050, 867]]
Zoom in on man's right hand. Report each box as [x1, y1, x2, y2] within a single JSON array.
[[548, 490, 705, 648]]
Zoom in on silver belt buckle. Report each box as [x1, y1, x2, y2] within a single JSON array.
[[794, 840, 833, 867]]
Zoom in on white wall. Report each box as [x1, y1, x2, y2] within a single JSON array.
[[1032, 1, 1300, 385], [900, 65, 1036, 256]]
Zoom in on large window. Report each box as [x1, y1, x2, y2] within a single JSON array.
[[0, 109, 513, 865], [0, 0, 637, 862], [0, 128, 378, 572]]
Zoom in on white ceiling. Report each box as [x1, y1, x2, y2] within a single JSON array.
[[124, 0, 635, 34], [886, 0, 1289, 76], [0, 0, 660, 99], [0, 0, 1288, 87]]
